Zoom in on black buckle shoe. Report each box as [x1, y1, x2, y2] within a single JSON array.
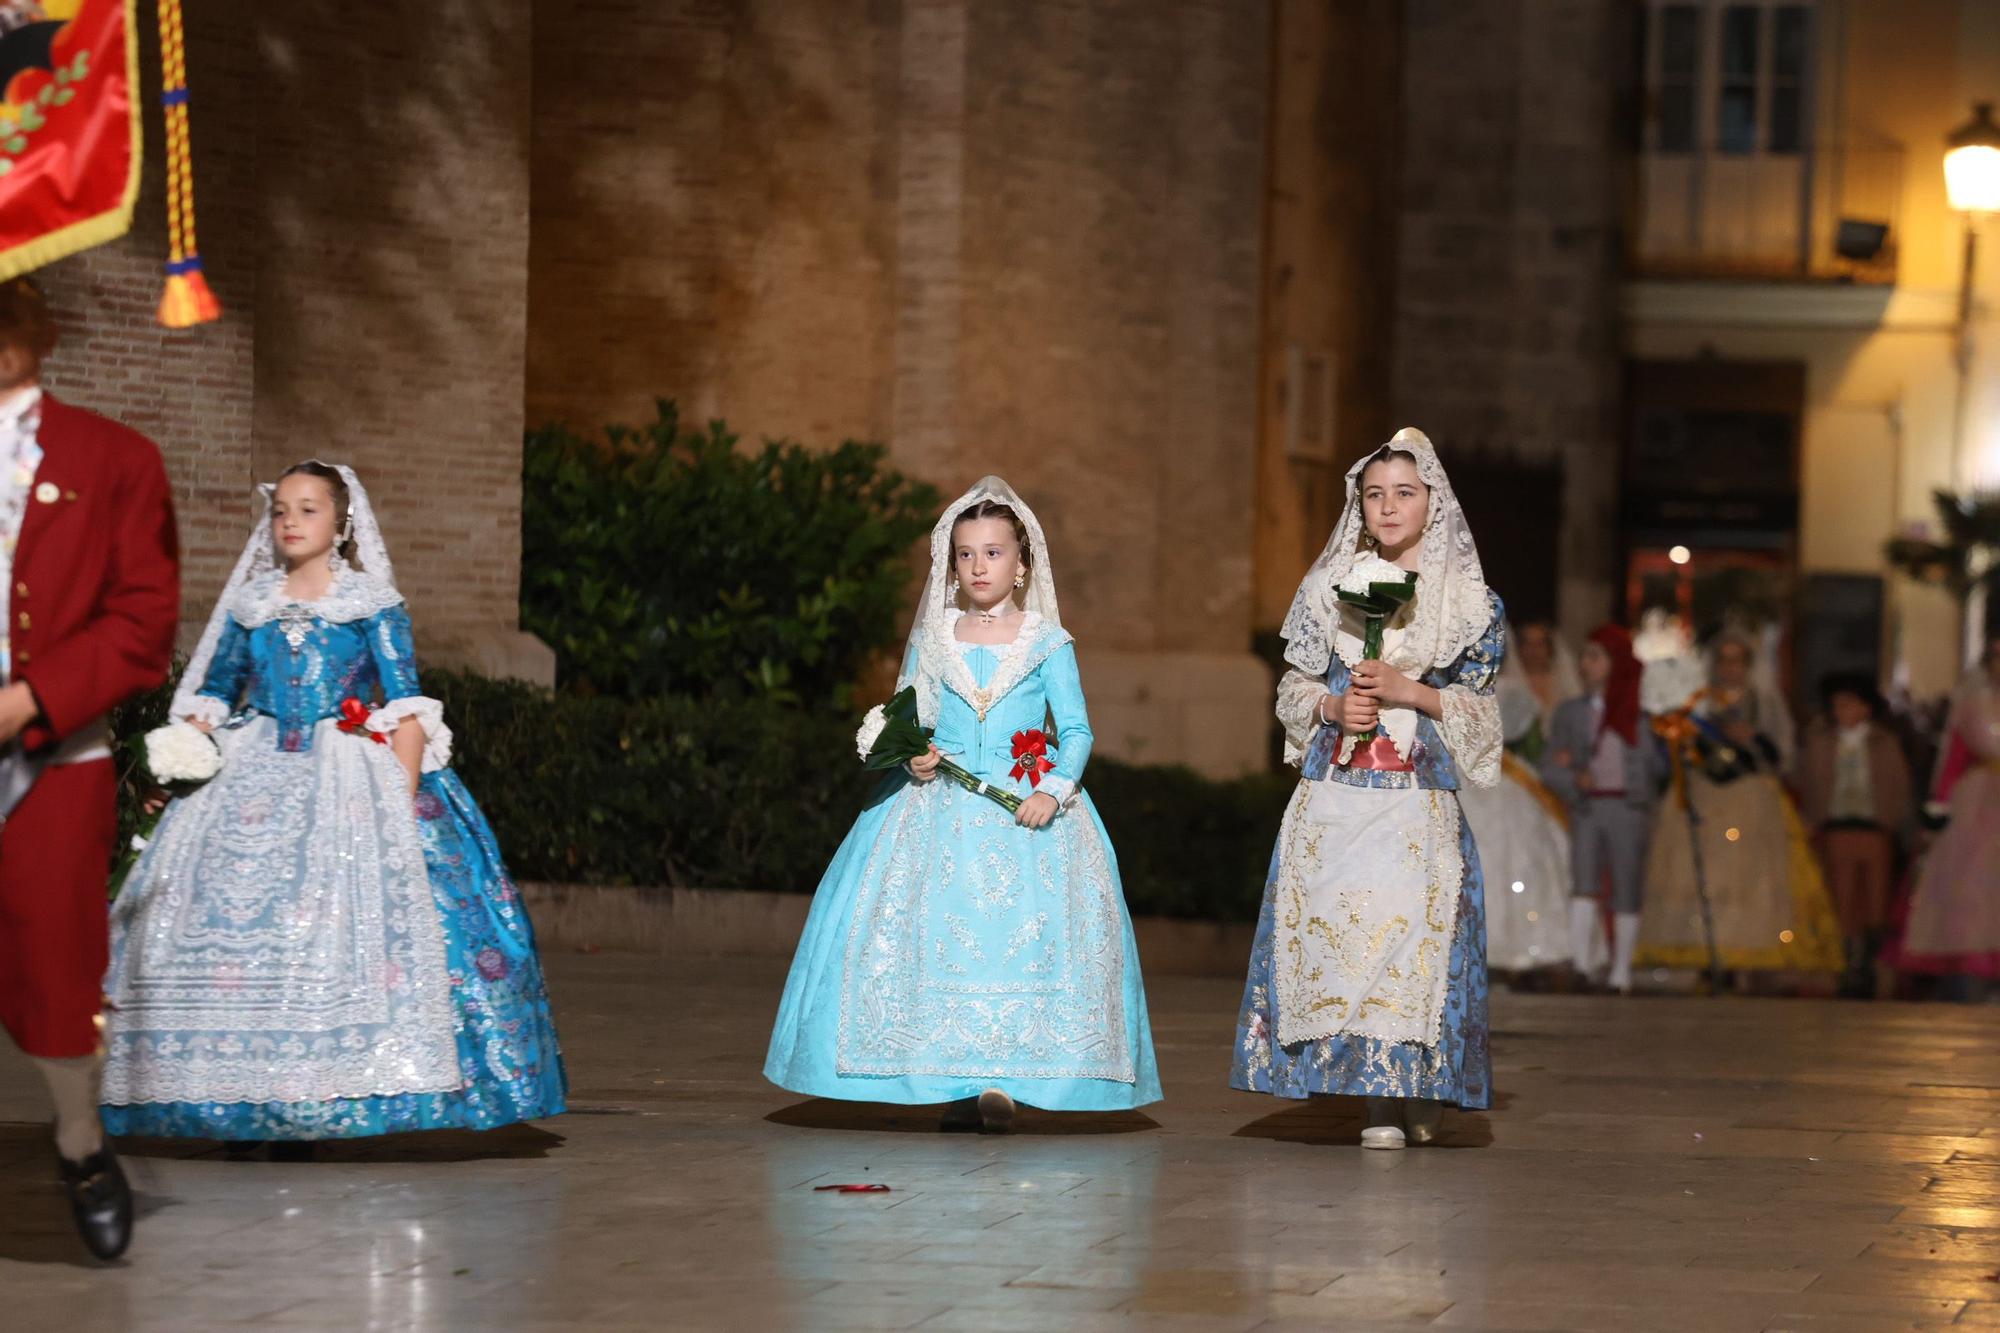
[[57, 1147, 134, 1261]]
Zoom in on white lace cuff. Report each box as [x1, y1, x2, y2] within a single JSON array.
[[1038, 774, 1079, 807], [174, 693, 231, 729], [1276, 668, 1329, 768], [1439, 685, 1502, 789], [365, 696, 453, 772]]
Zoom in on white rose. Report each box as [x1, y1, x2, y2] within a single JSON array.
[[144, 721, 223, 784], [1640, 656, 1706, 717], [855, 705, 888, 761], [1337, 554, 1411, 596]]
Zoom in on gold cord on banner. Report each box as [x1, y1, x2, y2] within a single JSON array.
[[155, 0, 219, 327]]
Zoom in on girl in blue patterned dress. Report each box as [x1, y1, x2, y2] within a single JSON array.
[[101, 462, 566, 1147], [765, 476, 1161, 1132], [1230, 429, 1504, 1150]]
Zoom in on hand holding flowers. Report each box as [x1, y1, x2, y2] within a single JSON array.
[[1334, 556, 1418, 742]]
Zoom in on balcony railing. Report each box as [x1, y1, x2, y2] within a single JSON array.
[[1631, 137, 1903, 284]]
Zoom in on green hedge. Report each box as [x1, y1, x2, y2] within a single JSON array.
[[522, 403, 939, 705], [429, 670, 1284, 921]]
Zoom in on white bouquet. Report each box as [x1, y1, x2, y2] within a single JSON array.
[[855, 704, 889, 761], [1337, 553, 1411, 597], [1641, 655, 1706, 717], [144, 721, 223, 784], [112, 722, 223, 898]]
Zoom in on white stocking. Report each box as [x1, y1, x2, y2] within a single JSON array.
[[1569, 898, 1603, 978], [1609, 912, 1643, 993], [32, 1053, 105, 1161]]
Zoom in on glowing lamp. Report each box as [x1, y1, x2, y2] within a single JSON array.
[[1945, 103, 2000, 214]]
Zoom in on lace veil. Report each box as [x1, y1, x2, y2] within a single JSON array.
[[1278, 426, 1492, 680], [171, 462, 397, 719], [899, 476, 1063, 725]]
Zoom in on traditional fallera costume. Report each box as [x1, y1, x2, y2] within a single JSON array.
[[1230, 428, 1503, 1146], [764, 477, 1161, 1120], [1464, 633, 1576, 974], [0, 385, 178, 1258], [1636, 634, 1842, 975], [101, 464, 566, 1141], [1891, 663, 2000, 978]]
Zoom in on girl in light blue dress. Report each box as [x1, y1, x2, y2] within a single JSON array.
[[765, 476, 1160, 1131], [101, 462, 565, 1147]]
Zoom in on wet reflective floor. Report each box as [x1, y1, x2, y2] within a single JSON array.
[[5, 954, 1999, 1330]]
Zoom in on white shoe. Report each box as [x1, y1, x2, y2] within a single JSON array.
[[977, 1088, 1016, 1134], [1363, 1097, 1407, 1150]]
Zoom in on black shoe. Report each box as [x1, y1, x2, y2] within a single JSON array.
[[223, 1140, 261, 1159], [57, 1147, 134, 1262], [268, 1141, 317, 1163]]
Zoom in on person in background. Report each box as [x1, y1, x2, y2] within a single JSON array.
[[1543, 625, 1664, 994], [0, 277, 179, 1261], [1797, 673, 1911, 998]]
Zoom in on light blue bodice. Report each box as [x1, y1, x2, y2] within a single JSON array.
[[929, 624, 1092, 800], [197, 599, 421, 752]]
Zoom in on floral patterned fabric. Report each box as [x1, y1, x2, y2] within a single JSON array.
[[102, 597, 565, 1140], [1229, 595, 1503, 1109]]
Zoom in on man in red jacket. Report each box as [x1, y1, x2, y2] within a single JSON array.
[[0, 277, 178, 1261]]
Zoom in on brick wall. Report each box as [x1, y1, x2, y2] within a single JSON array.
[[36, 0, 259, 639], [526, 0, 1273, 772], [36, 3, 545, 677], [1393, 0, 1637, 634]]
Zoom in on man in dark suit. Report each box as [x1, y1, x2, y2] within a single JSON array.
[[0, 277, 179, 1260]]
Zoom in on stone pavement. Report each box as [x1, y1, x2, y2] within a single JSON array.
[[4, 954, 2000, 1331]]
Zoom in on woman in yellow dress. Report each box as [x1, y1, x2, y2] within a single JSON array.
[[1636, 631, 1842, 977]]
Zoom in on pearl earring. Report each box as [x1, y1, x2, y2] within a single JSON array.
[[1013, 572, 1025, 589]]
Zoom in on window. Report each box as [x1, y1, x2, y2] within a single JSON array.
[[1658, 6, 1700, 152], [1717, 6, 1761, 153], [1769, 5, 1810, 153], [1641, 1, 1813, 156]]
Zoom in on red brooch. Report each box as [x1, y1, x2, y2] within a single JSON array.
[[1010, 729, 1055, 787], [337, 697, 388, 744]]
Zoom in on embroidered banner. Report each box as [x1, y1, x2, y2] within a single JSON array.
[[0, 0, 139, 281]]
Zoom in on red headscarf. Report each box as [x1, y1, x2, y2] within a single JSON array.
[[1589, 624, 1642, 746]]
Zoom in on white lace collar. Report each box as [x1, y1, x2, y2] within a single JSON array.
[[929, 609, 1069, 721], [229, 567, 404, 628]]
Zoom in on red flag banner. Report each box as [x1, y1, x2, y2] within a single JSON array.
[[0, 0, 139, 280]]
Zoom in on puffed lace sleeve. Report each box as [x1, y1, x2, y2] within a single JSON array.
[[1437, 591, 1506, 789], [1276, 667, 1328, 769], [361, 604, 453, 772]]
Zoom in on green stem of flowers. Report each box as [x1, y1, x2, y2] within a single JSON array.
[[1351, 614, 1387, 745], [934, 756, 1024, 814]]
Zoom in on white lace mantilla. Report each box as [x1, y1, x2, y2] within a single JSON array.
[[102, 714, 463, 1106], [1271, 777, 1463, 1049], [836, 776, 1132, 1082], [1280, 427, 1492, 683]]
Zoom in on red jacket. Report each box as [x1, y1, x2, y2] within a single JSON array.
[[11, 393, 179, 753]]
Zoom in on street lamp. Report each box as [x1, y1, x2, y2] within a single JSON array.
[[1945, 103, 2000, 491], [1945, 102, 2000, 661], [1945, 102, 2000, 214]]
